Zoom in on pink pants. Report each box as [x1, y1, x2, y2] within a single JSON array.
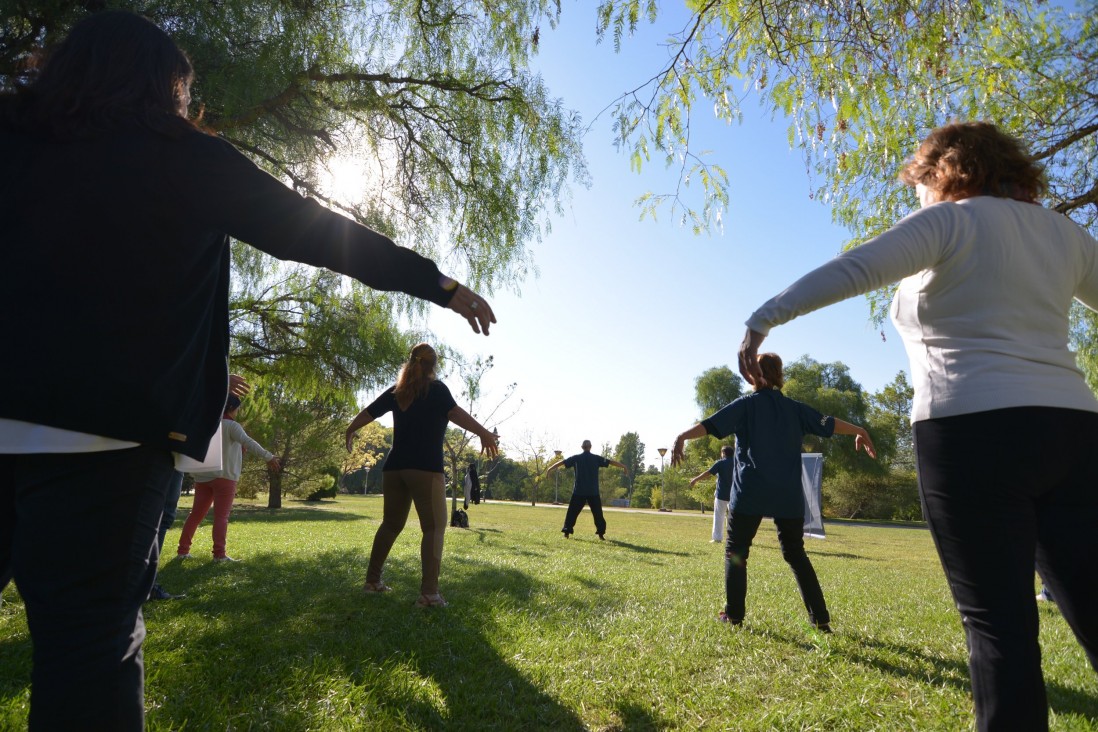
[[176, 478, 237, 558]]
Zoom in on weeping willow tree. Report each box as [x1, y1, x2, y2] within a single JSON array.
[[596, 0, 1097, 379], [1, 1, 587, 499]]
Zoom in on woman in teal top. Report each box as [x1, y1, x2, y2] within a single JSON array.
[[672, 353, 875, 629]]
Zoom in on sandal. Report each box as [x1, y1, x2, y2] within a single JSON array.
[[415, 593, 448, 608], [363, 581, 392, 593]]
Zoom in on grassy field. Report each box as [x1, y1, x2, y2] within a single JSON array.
[[1, 496, 1095, 730]]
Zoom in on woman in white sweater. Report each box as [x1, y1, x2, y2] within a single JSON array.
[[739, 122, 1098, 732], [178, 395, 281, 561]]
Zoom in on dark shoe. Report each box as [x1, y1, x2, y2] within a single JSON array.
[[717, 611, 742, 625], [147, 584, 184, 601], [814, 622, 833, 634], [562, 529, 572, 538], [597, 533, 605, 541]]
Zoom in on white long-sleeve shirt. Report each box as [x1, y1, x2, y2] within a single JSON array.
[[747, 196, 1098, 423], [190, 418, 274, 482]]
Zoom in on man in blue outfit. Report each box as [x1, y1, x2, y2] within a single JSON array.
[[545, 440, 629, 540], [689, 444, 735, 542]]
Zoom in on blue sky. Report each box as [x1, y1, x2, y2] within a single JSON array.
[[416, 6, 912, 468]]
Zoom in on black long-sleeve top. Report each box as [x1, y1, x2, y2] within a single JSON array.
[[1, 125, 454, 460]]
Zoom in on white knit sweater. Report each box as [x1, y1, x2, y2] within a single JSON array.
[[747, 196, 1098, 422], [190, 418, 274, 482]]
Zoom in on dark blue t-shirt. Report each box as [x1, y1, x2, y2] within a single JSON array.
[[367, 381, 457, 473], [702, 388, 834, 518], [708, 457, 735, 502], [562, 451, 611, 497]]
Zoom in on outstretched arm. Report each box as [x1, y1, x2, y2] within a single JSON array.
[[832, 418, 877, 459], [608, 459, 629, 477], [544, 460, 565, 476], [345, 408, 375, 452], [671, 424, 707, 467], [689, 470, 712, 487], [447, 406, 500, 458]]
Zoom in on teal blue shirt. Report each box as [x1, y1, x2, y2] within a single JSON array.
[[702, 389, 834, 518]]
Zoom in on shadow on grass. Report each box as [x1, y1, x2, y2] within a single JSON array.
[[611, 699, 662, 730], [175, 504, 365, 525], [0, 623, 31, 708], [144, 550, 590, 730], [603, 539, 690, 557], [826, 632, 1097, 722]]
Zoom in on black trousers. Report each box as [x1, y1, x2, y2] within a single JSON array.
[[724, 512, 829, 626], [562, 493, 606, 536], [915, 407, 1098, 732], [1, 446, 174, 731]]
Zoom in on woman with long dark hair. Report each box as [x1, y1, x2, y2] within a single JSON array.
[[0, 11, 494, 729], [346, 344, 498, 607], [738, 122, 1098, 730]]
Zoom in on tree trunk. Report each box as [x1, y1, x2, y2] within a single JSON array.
[[267, 468, 282, 509]]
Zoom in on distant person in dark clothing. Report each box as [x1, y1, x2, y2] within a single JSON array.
[[463, 462, 481, 508], [672, 353, 876, 630], [346, 343, 498, 607], [544, 440, 628, 540], [689, 444, 736, 542], [0, 12, 496, 729]]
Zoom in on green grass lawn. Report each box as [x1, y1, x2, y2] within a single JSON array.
[[1, 497, 1095, 730]]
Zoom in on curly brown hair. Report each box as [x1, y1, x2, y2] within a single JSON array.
[[899, 122, 1046, 203], [393, 343, 438, 410]]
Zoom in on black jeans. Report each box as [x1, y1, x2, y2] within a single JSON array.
[[157, 469, 185, 555], [724, 512, 829, 626], [915, 407, 1098, 732], [1, 446, 174, 731], [562, 493, 606, 536]]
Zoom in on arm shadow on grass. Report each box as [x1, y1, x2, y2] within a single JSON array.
[[144, 549, 592, 730], [752, 628, 1098, 723], [603, 539, 690, 557], [845, 634, 1098, 721]]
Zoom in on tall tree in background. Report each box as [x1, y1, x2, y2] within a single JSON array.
[[782, 356, 893, 476], [869, 371, 914, 473], [687, 365, 744, 465], [596, 0, 1098, 380], [694, 366, 745, 414], [441, 353, 518, 498], [613, 431, 645, 499]]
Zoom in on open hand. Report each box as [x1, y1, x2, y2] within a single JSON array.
[[738, 329, 767, 387], [446, 283, 497, 336]]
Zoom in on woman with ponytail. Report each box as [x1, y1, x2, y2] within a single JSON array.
[[671, 352, 876, 630], [346, 344, 498, 607]]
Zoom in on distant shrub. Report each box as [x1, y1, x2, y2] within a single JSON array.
[[824, 470, 921, 521]]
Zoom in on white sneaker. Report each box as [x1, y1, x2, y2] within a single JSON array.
[[176, 553, 192, 560], [213, 556, 241, 563]]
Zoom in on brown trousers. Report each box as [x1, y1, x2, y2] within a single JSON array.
[[365, 469, 447, 594]]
